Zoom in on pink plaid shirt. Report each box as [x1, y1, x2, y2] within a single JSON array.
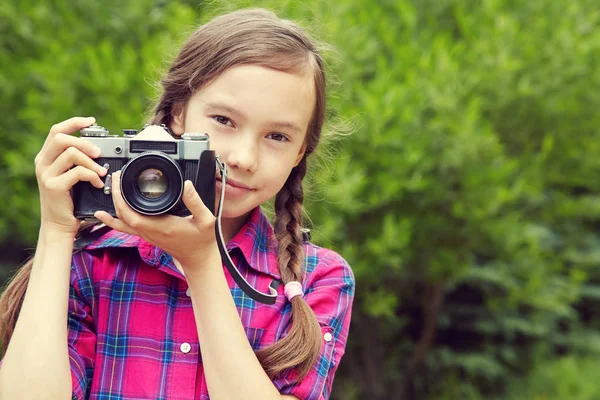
[[66, 207, 354, 399]]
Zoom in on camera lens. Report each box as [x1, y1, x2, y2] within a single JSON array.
[[137, 168, 167, 199], [120, 152, 183, 215]]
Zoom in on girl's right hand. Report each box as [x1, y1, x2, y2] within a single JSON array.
[[35, 117, 108, 236]]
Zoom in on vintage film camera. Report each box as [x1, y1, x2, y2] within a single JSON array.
[[72, 123, 216, 219]]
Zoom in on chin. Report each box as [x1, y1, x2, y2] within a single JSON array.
[[219, 204, 255, 220]]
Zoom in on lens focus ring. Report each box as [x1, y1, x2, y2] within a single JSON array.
[[120, 152, 183, 215]]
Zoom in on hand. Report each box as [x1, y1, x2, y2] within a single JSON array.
[[35, 117, 108, 236], [94, 170, 219, 269]]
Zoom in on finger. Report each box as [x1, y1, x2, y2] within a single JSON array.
[[110, 170, 127, 219], [110, 170, 145, 229], [38, 117, 96, 163], [182, 180, 213, 224], [38, 133, 102, 169], [49, 116, 96, 136], [44, 146, 107, 180], [44, 166, 105, 193], [94, 211, 140, 236]]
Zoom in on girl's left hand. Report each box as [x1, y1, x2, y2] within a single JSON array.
[[94, 170, 218, 268]]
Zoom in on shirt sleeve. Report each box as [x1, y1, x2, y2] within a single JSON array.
[[69, 251, 98, 400], [274, 250, 355, 400]]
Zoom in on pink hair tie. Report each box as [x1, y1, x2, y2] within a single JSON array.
[[284, 281, 303, 301]]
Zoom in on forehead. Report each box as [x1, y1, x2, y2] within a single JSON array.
[[189, 65, 316, 132]]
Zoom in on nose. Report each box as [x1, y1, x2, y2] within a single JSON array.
[[225, 133, 258, 173]]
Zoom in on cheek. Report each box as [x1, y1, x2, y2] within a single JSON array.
[[208, 135, 231, 159], [261, 154, 297, 186]]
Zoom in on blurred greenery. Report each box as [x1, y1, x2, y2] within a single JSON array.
[[2, 0, 600, 399]]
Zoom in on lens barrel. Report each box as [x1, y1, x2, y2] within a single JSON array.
[[120, 152, 183, 215]]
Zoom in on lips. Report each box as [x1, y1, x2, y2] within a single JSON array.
[[216, 176, 253, 191]]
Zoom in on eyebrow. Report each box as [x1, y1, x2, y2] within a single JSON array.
[[271, 121, 303, 134], [205, 102, 246, 120], [204, 101, 303, 134]]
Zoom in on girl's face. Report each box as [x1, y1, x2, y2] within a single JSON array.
[[170, 65, 315, 220]]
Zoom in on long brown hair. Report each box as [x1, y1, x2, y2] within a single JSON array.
[[0, 8, 327, 379]]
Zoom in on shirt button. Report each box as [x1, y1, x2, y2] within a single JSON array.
[[186, 288, 191, 297], [324, 332, 333, 343], [180, 342, 191, 354]]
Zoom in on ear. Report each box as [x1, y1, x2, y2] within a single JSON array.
[[294, 143, 307, 167], [170, 103, 186, 136]]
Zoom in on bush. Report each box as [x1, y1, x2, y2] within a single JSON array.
[[504, 355, 600, 400], [2, 1, 600, 399]]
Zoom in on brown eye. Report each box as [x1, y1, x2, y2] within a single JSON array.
[[213, 115, 233, 127], [267, 133, 288, 142]]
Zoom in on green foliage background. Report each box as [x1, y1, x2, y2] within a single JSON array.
[[2, 0, 600, 399]]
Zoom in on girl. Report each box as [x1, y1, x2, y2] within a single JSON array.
[[0, 8, 354, 400]]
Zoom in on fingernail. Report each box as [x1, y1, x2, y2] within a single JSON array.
[[98, 166, 107, 175], [185, 180, 193, 195]]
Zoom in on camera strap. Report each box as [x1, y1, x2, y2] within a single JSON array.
[[214, 157, 279, 305]]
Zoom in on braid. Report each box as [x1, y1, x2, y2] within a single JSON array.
[[274, 161, 306, 282], [256, 158, 322, 379]]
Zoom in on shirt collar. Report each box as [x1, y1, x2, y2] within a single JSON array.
[[85, 207, 281, 280], [225, 207, 281, 279]]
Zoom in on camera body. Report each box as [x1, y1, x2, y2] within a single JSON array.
[[73, 123, 216, 219]]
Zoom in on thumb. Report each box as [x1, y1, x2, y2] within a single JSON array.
[[182, 180, 209, 219]]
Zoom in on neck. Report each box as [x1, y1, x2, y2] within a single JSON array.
[[220, 211, 252, 243]]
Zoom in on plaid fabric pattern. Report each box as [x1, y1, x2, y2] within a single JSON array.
[[66, 207, 354, 399]]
